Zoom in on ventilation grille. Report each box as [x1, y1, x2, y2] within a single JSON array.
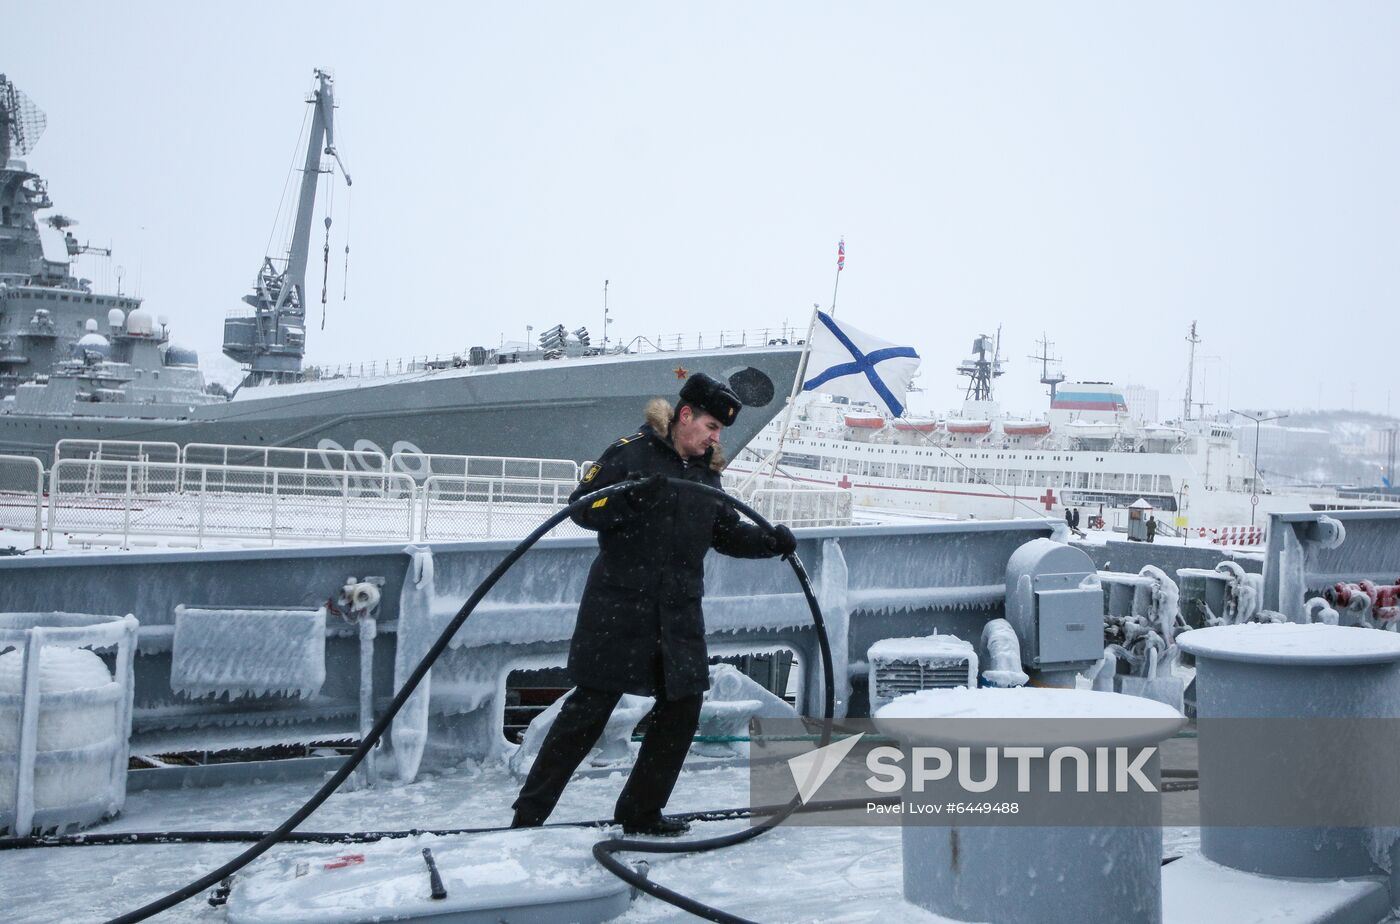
[[873, 657, 972, 704]]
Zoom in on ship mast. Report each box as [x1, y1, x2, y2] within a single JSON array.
[[1182, 321, 1200, 421], [957, 328, 1005, 401], [1029, 333, 1065, 402], [223, 69, 352, 387]]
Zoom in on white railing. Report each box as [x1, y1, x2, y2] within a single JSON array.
[[621, 325, 806, 353], [390, 451, 577, 484], [724, 473, 854, 528], [748, 486, 853, 528], [420, 476, 586, 541], [47, 459, 416, 549], [0, 454, 44, 547], [182, 442, 388, 475], [54, 438, 181, 465], [28, 439, 846, 550]]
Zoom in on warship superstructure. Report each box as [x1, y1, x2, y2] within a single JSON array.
[[0, 72, 800, 465]]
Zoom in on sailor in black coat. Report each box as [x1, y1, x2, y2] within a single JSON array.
[[512, 373, 795, 836]]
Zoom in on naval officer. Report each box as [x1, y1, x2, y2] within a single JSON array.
[[511, 372, 797, 836]]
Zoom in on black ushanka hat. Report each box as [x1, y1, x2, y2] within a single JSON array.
[[679, 372, 742, 426]]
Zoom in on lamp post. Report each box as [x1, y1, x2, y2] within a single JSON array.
[[1231, 409, 1288, 526]]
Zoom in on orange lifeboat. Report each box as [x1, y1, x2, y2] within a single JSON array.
[[894, 419, 938, 433], [1003, 421, 1051, 436], [945, 420, 991, 435], [844, 415, 885, 429]]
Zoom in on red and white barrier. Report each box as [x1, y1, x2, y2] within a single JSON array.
[[1195, 525, 1266, 546]]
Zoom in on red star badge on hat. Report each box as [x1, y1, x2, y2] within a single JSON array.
[[673, 366, 689, 380]]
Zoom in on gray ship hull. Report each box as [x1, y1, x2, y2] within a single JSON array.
[[0, 345, 802, 466]]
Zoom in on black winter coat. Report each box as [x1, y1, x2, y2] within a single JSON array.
[[566, 407, 776, 699]]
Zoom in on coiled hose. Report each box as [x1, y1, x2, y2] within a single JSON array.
[[93, 476, 834, 924]]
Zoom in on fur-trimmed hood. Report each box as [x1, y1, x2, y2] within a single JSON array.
[[644, 398, 727, 472]]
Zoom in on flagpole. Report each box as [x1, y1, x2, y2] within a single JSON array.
[[736, 239, 842, 495], [736, 303, 819, 495], [830, 237, 844, 318]]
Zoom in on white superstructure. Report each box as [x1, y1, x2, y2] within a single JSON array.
[[733, 388, 1396, 532]]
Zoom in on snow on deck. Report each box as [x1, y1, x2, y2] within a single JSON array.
[[5, 762, 927, 923], [7, 757, 1207, 924]]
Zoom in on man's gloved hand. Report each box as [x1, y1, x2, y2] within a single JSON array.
[[624, 472, 668, 509], [766, 524, 797, 557]]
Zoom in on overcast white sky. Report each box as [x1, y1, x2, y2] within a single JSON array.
[[7, 2, 1399, 418]]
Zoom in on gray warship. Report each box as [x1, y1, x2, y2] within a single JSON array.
[[0, 71, 801, 466]]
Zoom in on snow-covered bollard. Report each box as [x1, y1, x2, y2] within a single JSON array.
[[0, 612, 138, 835], [1179, 622, 1400, 879], [875, 687, 1184, 924]]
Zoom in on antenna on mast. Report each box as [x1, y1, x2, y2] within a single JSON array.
[[957, 329, 1005, 401], [0, 74, 47, 163], [1183, 321, 1201, 422], [602, 279, 610, 352], [1029, 332, 1065, 401]]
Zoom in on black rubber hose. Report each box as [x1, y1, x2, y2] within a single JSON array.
[[101, 477, 828, 923]]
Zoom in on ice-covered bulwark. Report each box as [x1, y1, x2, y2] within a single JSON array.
[[0, 612, 138, 835], [0, 517, 1059, 780], [876, 687, 1184, 924], [170, 606, 326, 700]]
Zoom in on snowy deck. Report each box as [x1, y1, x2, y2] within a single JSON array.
[[9, 750, 1393, 924], [5, 755, 1201, 924]]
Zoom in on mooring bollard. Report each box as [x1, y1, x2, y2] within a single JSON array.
[[876, 687, 1184, 924], [1179, 622, 1400, 879]]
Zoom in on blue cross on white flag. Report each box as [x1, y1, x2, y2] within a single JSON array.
[[801, 311, 921, 417]]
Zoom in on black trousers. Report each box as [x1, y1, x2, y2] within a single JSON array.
[[512, 685, 703, 826]]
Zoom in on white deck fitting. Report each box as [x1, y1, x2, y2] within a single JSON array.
[[226, 828, 633, 924]]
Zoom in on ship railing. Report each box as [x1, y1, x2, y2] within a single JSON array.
[[723, 472, 854, 527], [619, 325, 807, 353], [47, 458, 416, 550], [303, 357, 434, 380], [0, 454, 44, 548], [390, 451, 578, 485], [298, 326, 808, 381], [746, 485, 853, 528], [54, 438, 182, 466], [1332, 490, 1400, 505], [419, 475, 588, 541], [181, 443, 388, 482], [53, 439, 183, 495]]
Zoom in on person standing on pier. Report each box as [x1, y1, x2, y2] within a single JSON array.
[[511, 372, 797, 836]]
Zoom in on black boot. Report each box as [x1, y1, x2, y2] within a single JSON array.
[[617, 813, 690, 837], [510, 810, 542, 829]]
